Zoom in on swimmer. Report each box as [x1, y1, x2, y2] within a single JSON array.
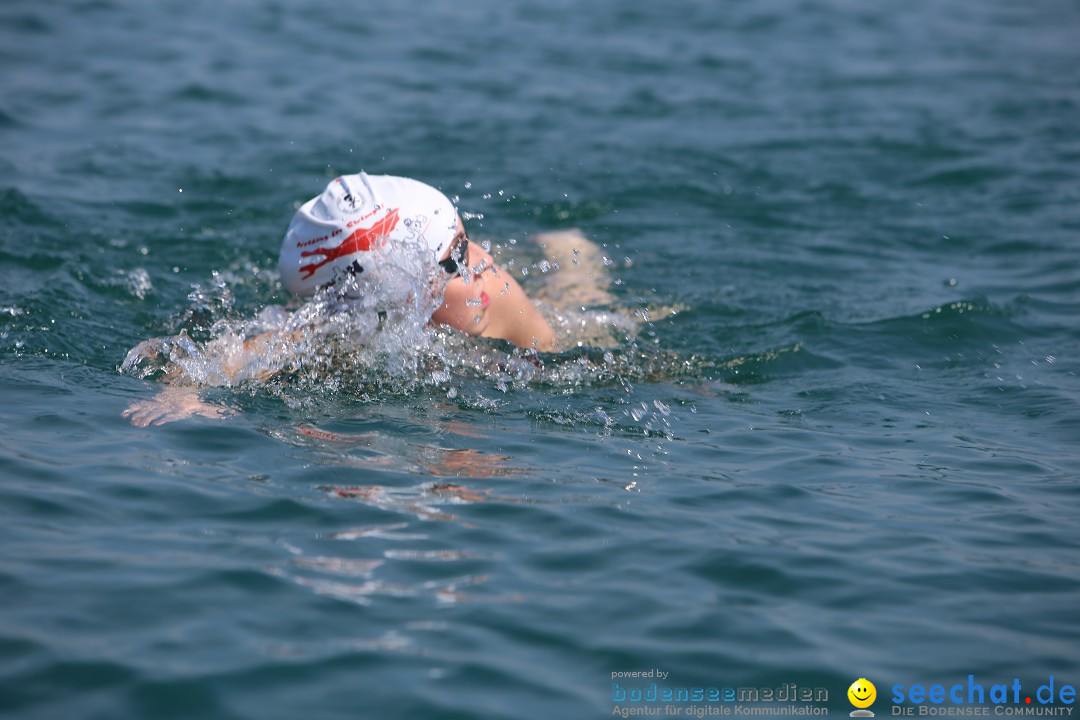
[[123, 173, 603, 426], [278, 173, 558, 351]]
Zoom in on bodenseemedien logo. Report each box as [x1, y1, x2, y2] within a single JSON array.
[[848, 678, 877, 717]]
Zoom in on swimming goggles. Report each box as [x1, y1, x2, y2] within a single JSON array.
[[438, 231, 469, 276]]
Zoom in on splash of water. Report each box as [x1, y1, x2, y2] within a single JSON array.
[[117, 230, 763, 478]]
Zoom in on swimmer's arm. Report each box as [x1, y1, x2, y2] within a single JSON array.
[[127, 328, 295, 383], [123, 328, 296, 426], [480, 264, 558, 352], [487, 283, 558, 351], [218, 329, 300, 381]]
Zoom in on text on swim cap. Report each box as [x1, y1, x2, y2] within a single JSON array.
[[298, 208, 401, 279]]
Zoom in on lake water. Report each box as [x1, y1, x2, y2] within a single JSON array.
[[2, 0, 1079, 718]]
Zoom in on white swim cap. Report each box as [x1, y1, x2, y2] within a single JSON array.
[[279, 173, 458, 297]]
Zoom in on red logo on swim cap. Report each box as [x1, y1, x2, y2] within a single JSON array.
[[299, 208, 401, 279]]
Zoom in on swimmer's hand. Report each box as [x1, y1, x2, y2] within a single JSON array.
[[123, 386, 235, 427]]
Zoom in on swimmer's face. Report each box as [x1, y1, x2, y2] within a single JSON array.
[[431, 216, 495, 336]]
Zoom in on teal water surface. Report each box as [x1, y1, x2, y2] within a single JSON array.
[[2, 0, 1079, 718]]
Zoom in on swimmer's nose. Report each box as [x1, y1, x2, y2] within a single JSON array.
[[472, 260, 491, 277], [463, 260, 491, 287]]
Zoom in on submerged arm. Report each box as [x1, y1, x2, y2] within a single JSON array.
[[122, 385, 235, 427]]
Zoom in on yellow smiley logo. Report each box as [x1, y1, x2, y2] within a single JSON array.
[[848, 678, 877, 709]]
